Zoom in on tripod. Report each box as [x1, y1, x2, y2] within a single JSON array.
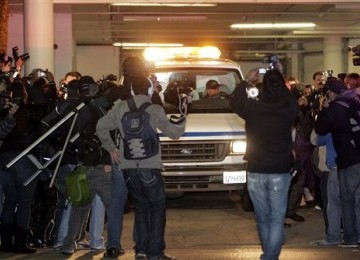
[[5, 102, 85, 187]]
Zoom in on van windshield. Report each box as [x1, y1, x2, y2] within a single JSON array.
[[153, 68, 242, 114]]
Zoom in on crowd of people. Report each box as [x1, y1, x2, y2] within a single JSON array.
[[0, 53, 179, 260], [1, 48, 360, 260]]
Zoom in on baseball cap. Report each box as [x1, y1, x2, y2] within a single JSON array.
[[206, 80, 219, 90]]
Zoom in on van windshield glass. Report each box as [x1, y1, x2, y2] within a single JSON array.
[[153, 68, 242, 114]]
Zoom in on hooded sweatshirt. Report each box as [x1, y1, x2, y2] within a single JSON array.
[[230, 70, 298, 173]]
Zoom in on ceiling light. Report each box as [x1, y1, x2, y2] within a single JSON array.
[[293, 30, 360, 35], [231, 23, 316, 29], [335, 4, 360, 9], [123, 15, 207, 21], [112, 3, 217, 7], [143, 46, 221, 61], [113, 43, 184, 48]]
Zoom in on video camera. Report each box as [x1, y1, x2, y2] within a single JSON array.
[[348, 45, 360, 66], [93, 74, 119, 97], [78, 74, 118, 98]]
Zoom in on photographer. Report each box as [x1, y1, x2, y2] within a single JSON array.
[[60, 77, 129, 256], [230, 69, 297, 260], [149, 74, 163, 107], [314, 79, 360, 248], [0, 49, 25, 86], [0, 92, 18, 139], [0, 77, 49, 254], [0, 92, 18, 216]]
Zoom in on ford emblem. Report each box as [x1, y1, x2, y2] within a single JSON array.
[[181, 149, 192, 155]]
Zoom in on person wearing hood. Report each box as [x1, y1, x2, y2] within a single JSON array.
[[314, 78, 360, 248], [96, 72, 186, 260], [230, 69, 298, 260]]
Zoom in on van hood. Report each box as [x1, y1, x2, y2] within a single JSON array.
[[160, 113, 246, 140]]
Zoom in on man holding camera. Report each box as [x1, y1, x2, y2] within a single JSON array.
[[0, 95, 18, 216], [314, 79, 360, 248], [230, 69, 297, 260]]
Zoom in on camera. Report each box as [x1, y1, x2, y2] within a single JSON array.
[[12, 46, 30, 62], [320, 70, 333, 85], [163, 80, 193, 107], [263, 54, 279, 70], [258, 68, 267, 74], [348, 45, 360, 66], [246, 86, 259, 99]]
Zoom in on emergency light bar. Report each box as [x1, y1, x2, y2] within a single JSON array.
[[143, 46, 221, 61]]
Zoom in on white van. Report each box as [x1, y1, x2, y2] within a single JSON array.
[[144, 47, 247, 194]]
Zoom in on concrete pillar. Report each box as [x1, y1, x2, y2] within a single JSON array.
[[289, 42, 301, 80], [54, 5, 74, 83], [323, 36, 343, 76], [23, 0, 54, 75]]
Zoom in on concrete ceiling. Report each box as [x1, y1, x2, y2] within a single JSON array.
[[9, 1, 360, 61]]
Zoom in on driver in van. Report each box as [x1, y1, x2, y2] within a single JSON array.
[[203, 79, 222, 99]]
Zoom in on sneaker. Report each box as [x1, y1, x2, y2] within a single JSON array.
[[160, 254, 176, 260], [91, 245, 105, 251], [52, 242, 63, 250], [103, 247, 125, 258], [338, 242, 359, 248], [314, 205, 322, 210], [77, 239, 90, 250], [135, 252, 147, 260], [61, 244, 76, 255], [284, 223, 292, 228], [286, 214, 305, 222], [316, 239, 341, 246]]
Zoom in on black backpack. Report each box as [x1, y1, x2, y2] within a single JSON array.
[[121, 98, 159, 160]]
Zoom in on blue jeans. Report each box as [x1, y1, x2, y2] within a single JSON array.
[[89, 194, 105, 249], [123, 168, 166, 260], [63, 165, 111, 250], [247, 172, 292, 260], [338, 162, 360, 245], [325, 168, 342, 243], [106, 164, 128, 249], [53, 164, 77, 246], [0, 151, 38, 229]]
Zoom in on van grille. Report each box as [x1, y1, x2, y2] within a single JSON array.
[[161, 141, 229, 162]]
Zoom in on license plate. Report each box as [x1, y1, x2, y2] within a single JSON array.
[[223, 171, 246, 184]]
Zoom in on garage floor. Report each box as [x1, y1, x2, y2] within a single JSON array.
[[1, 192, 359, 259]]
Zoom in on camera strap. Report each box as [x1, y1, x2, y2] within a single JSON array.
[[168, 93, 187, 125], [169, 114, 186, 125]]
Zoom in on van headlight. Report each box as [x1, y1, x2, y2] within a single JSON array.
[[230, 140, 246, 154]]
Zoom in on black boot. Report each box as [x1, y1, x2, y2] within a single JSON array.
[[13, 227, 37, 254], [0, 223, 14, 252]]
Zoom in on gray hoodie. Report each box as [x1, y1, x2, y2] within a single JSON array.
[[96, 94, 185, 169]]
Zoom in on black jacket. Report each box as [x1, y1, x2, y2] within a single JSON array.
[[314, 96, 360, 170], [230, 81, 297, 173]]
